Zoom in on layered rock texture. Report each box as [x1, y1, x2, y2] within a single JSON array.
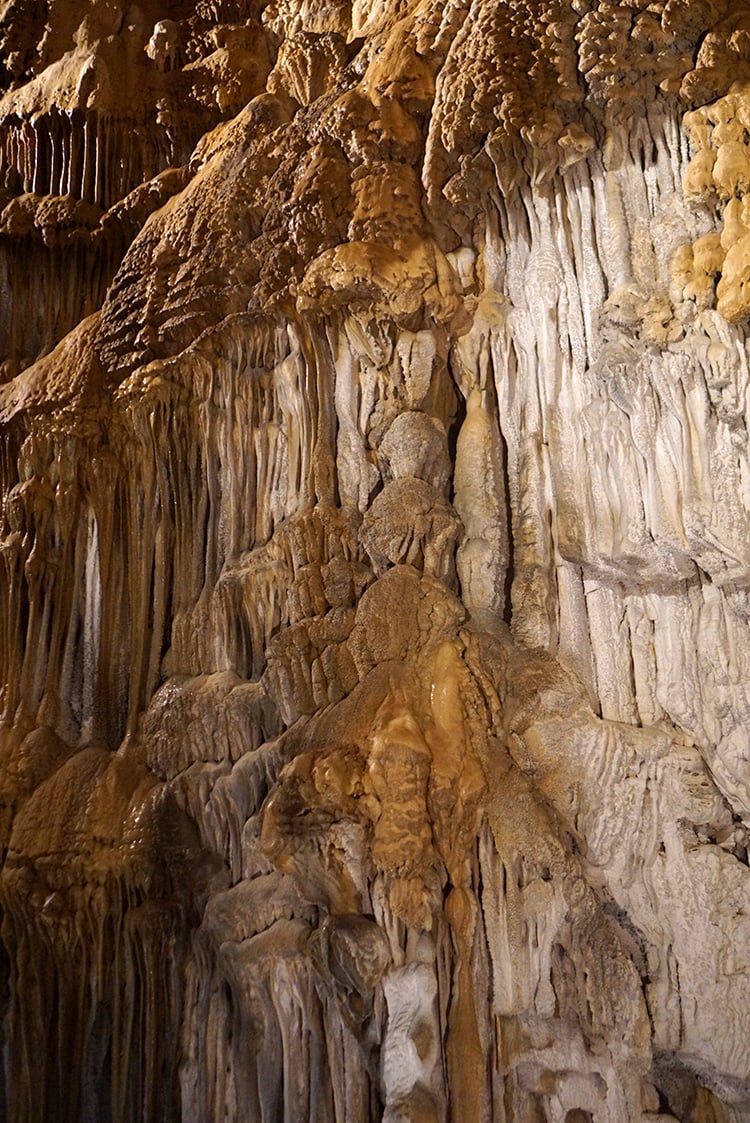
[[1, 1, 750, 1120]]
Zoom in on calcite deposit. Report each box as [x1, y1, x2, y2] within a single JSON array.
[[1, 0, 750, 1120]]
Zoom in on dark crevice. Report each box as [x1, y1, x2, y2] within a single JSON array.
[[498, 420, 514, 626]]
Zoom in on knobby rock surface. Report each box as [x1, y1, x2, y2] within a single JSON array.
[[0, 1, 749, 1121]]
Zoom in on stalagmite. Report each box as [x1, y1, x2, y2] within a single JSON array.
[[1, 1, 750, 1121]]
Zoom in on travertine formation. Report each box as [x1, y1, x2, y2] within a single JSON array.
[[1, 1, 750, 1120]]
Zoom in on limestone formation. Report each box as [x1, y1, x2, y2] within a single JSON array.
[[1, 1, 750, 1121]]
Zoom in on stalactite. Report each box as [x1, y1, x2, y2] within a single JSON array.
[[0, 111, 204, 211]]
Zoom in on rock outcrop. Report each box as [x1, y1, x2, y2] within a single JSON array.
[[1, 1, 750, 1121]]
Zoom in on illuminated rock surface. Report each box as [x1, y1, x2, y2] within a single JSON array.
[[1, 1, 750, 1120]]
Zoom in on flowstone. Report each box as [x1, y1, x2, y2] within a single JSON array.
[[1, 2, 750, 1121]]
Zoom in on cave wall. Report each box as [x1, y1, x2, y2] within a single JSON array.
[[1, 1, 750, 1121]]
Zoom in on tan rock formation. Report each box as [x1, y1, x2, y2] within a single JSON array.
[[1, 1, 750, 1121]]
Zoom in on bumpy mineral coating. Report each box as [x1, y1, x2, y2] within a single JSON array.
[[1, 1, 750, 1121]]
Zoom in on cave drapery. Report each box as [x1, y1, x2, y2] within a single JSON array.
[[1, 1, 750, 1120]]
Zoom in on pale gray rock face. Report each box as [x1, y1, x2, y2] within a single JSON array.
[[0, 2, 750, 1122]]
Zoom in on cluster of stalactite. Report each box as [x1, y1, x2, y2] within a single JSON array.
[[0, 110, 182, 208], [1, 285, 748, 1121], [1, 1, 750, 1122], [0, 233, 126, 376]]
